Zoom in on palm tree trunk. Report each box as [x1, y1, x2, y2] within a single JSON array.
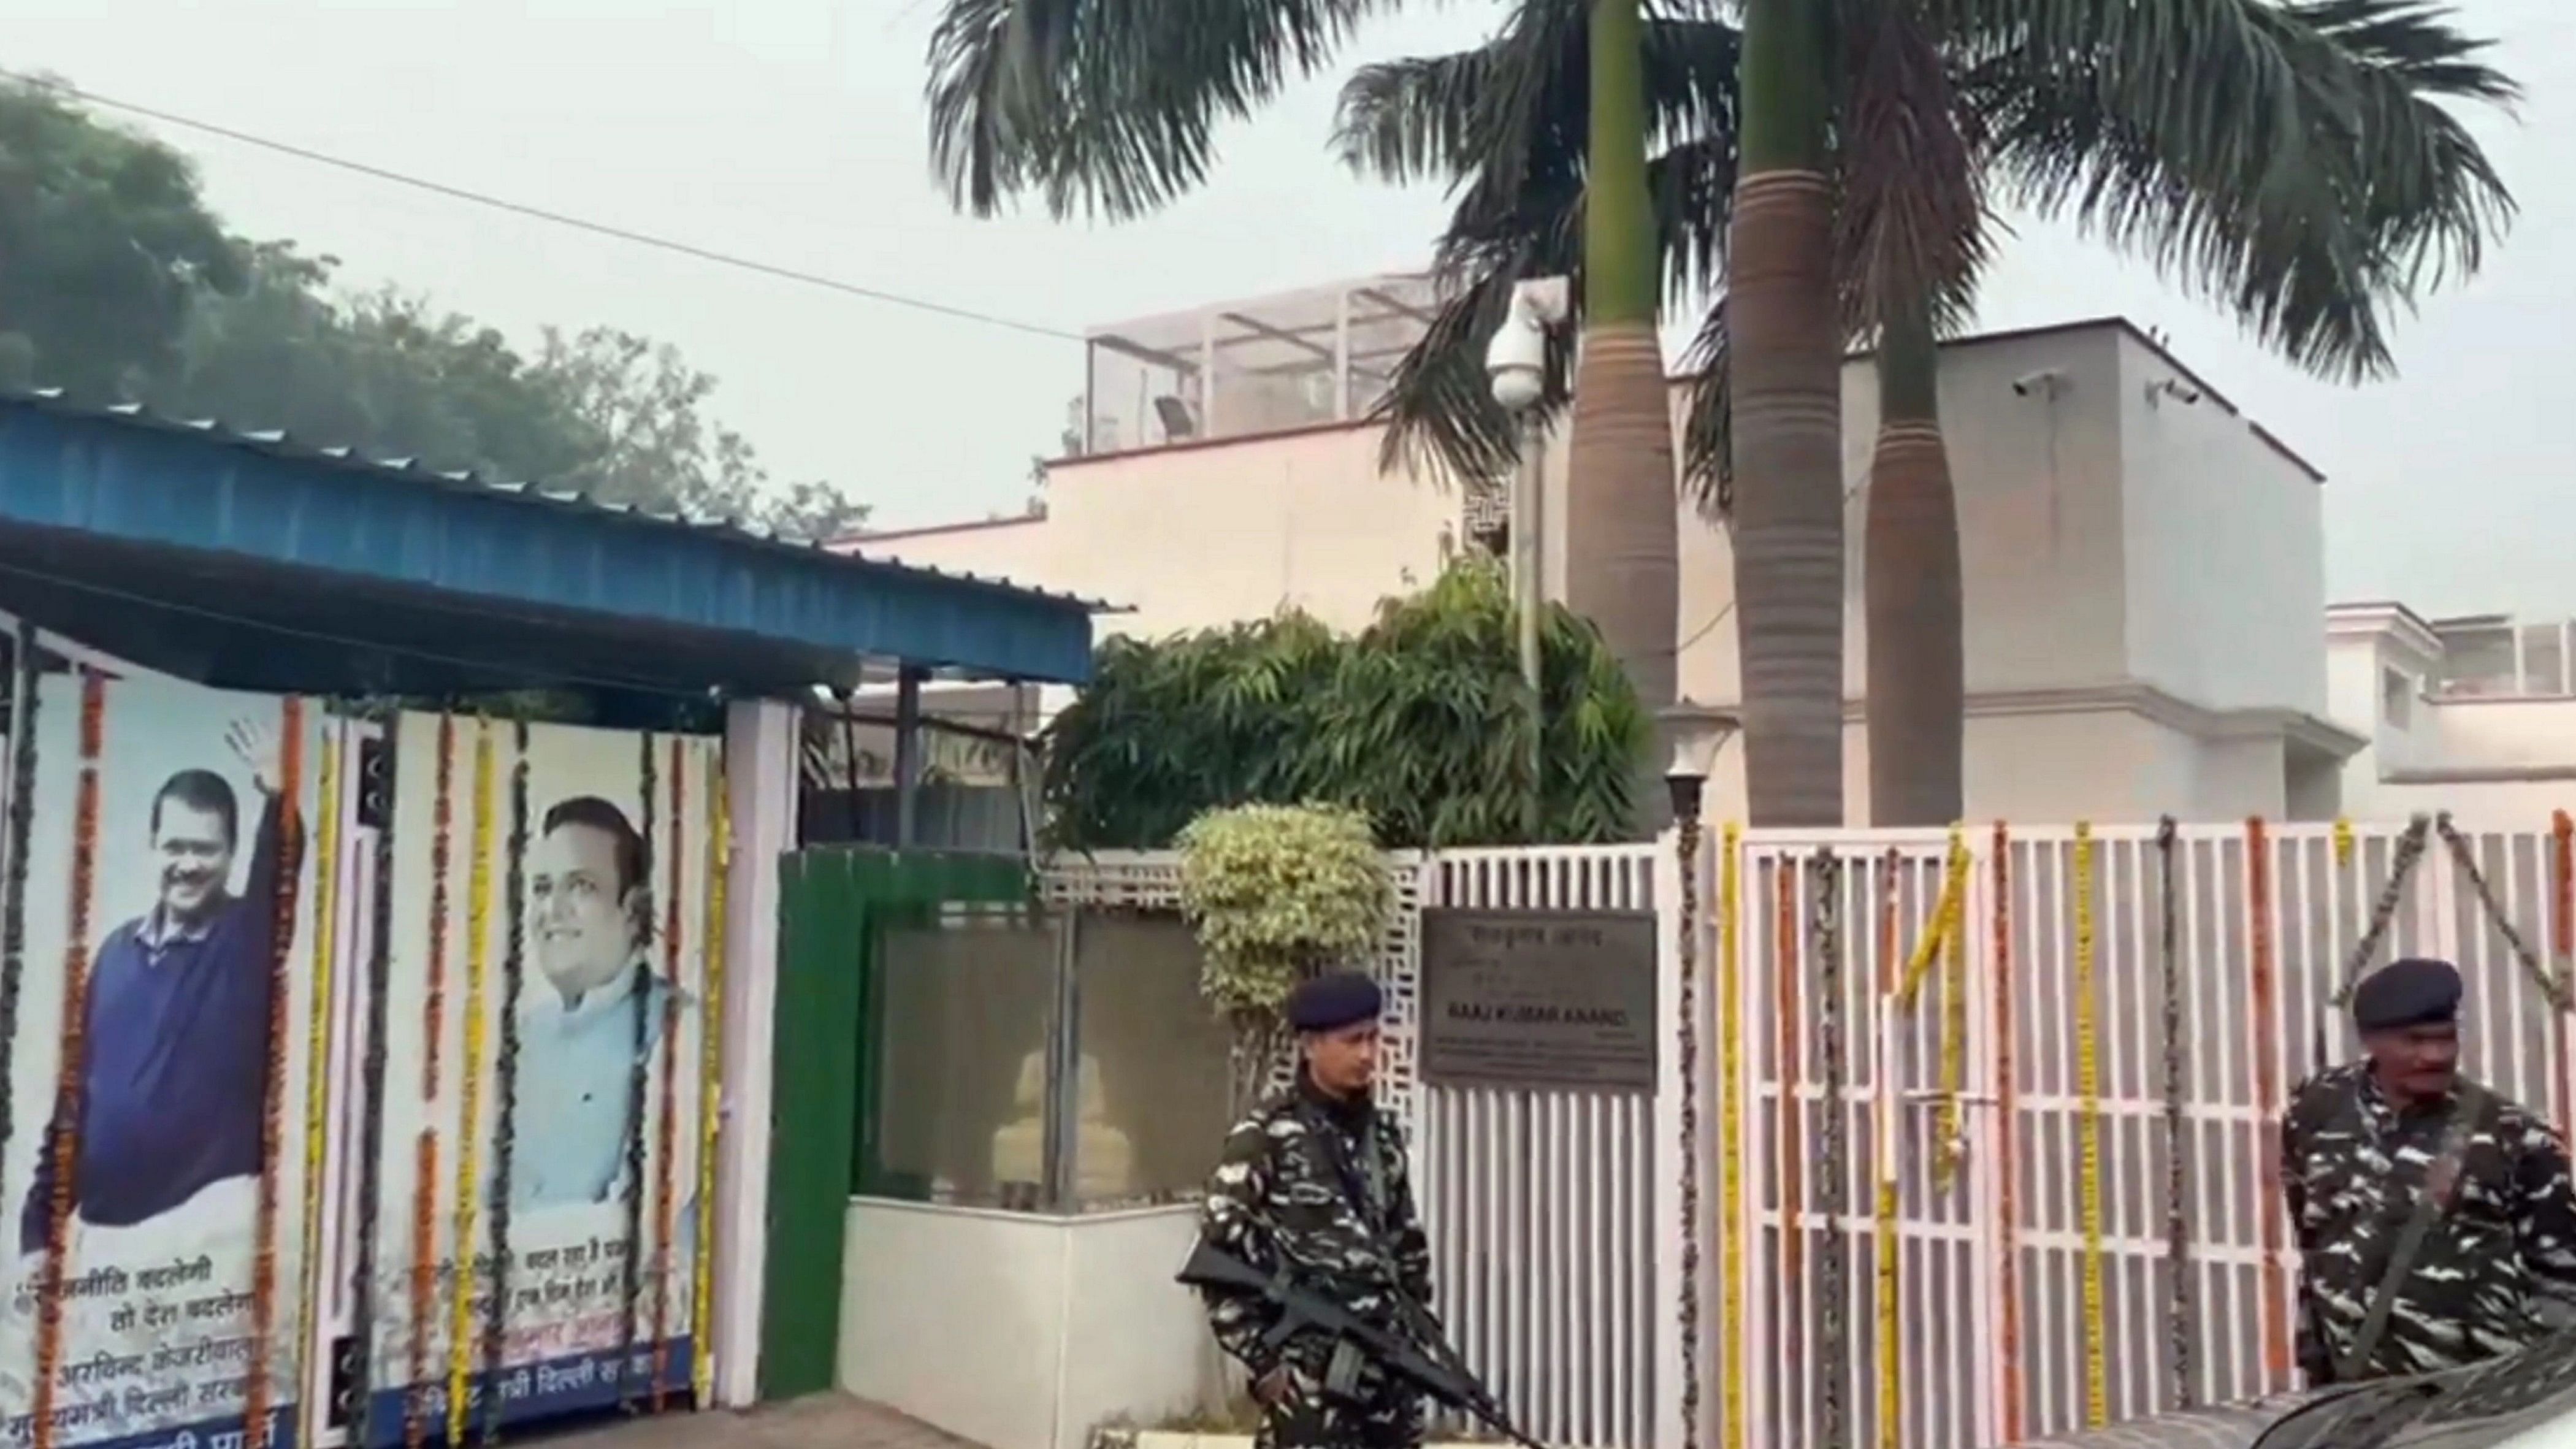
[[1565, 0, 1679, 835], [1863, 301, 1964, 825], [1728, 0, 1843, 826]]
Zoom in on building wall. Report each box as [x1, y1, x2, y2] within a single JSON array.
[[837, 1200, 1212, 1449], [2326, 608, 2576, 826], [2116, 331, 2329, 717], [858, 319, 2340, 825], [868, 424, 1460, 641]]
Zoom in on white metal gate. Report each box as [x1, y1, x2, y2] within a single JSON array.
[[1690, 819, 2576, 1449]]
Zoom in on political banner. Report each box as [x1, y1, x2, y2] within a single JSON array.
[[361, 716, 716, 1443], [0, 665, 328, 1449]]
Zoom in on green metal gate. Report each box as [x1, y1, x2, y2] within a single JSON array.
[[759, 847, 1032, 1401]]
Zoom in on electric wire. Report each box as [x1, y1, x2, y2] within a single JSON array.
[[0, 69, 1085, 345]]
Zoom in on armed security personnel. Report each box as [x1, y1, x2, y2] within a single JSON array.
[[1195, 971, 1434, 1449], [2282, 956, 2576, 1385]]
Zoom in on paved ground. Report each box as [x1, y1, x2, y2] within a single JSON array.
[[540, 1395, 984, 1449]]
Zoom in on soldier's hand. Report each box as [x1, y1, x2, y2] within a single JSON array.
[[1250, 1367, 1292, 1407]]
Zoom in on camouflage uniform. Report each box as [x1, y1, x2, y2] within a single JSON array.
[[1196, 1076, 1434, 1449], [2281, 1061, 2576, 1384]]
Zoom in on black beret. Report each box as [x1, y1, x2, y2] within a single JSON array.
[[1286, 971, 1383, 1033], [2351, 957, 2463, 1033]]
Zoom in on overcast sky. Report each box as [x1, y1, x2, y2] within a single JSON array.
[[10, 0, 2572, 618]]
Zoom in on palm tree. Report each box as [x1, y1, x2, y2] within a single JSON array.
[[1343, 0, 2515, 825], [921, 0, 1684, 837]]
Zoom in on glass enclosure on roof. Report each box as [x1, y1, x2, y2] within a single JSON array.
[[1079, 275, 1440, 455]]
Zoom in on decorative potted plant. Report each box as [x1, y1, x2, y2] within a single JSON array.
[[1175, 802, 1391, 1111]]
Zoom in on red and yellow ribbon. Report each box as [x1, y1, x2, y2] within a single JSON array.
[[32, 673, 105, 1449], [245, 698, 307, 1447]]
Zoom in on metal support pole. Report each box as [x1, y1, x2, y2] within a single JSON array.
[[893, 665, 925, 847], [1515, 412, 1545, 838]]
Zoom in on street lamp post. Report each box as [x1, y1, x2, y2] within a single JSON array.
[[1486, 277, 1569, 838]]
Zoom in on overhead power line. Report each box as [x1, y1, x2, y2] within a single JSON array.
[[0, 68, 1085, 344]]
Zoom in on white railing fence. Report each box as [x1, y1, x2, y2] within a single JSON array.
[[1420, 846, 1661, 1449], [1672, 818, 2576, 1449]]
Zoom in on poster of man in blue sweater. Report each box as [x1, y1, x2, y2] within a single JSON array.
[[19, 714, 297, 1255]]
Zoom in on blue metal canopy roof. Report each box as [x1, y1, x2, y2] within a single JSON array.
[[0, 391, 1097, 698]]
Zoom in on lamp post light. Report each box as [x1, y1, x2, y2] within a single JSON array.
[[1486, 277, 1569, 839], [1659, 700, 1741, 828]]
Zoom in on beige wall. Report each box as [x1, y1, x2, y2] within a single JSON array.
[[866, 424, 1460, 641], [858, 319, 2340, 824]]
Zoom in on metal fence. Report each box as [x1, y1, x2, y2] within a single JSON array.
[[1683, 818, 2576, 1449]]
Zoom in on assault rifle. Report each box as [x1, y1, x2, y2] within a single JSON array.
[[1176, 1239, 1546, 1449]]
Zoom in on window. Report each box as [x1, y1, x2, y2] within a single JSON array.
[[862, 907, 1058, 1208], [2524, 623, 2568, 695], [2381, 667, 2413, 728], [2437, 625, 2517, 697], [1067, 912, 1234, 1210], [855, 906, 1233, 1214]]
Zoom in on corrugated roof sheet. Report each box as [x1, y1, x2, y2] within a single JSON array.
[[0, 387, 1112, 614]]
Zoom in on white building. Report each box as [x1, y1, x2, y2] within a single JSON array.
[[847, 277, 2358, 825], [2325, 602, 2576, 824]]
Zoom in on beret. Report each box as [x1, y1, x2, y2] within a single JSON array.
[[1286, 971, 1383, 1033], [2351, 957, 2463, 1033]]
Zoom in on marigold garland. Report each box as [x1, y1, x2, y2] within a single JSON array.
[[0, 626, 43, 1198], [1773, 862, 1803, 1289], [1809, 847, 1848, 1449], [31, 670, 102, 1449], [446, 724, 496, 1445], [481, 722, 530, 1445], [1716, 820, 1745, 1449], [649, 738, 685, 1409], [2156, 817, 2195, 1409], [1873, 851, 1901, 1449], [618, 734, 657, 1407], [2073, 823, 2108, 1429], [245, 698, 308, 1448], [2245, 816, 2291, 1386], [294, 725, 345, 1449], [1990, 824, 2023, 1444], [408, 714, 457, 1449], [691, 754, 730, 1405], [351, 716, 403, 1448]]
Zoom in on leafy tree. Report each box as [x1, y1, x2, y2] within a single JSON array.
[[1041, 557, 1648, 851], [0, 77, 242, 399], [1343, 0, 2515, 824], [923, 0, 1682, 827], [0, 77, 866, 540]]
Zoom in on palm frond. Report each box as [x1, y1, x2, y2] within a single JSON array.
[[1332, 7, 1741, 232], [1835, 2, 1992, 340], [1675, 295, 1732, 517], [1947, 0, 2515, 381], [925, 0, 1386, 221]]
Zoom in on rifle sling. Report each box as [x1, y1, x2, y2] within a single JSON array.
[[2336, 1083, 2488, 1383]]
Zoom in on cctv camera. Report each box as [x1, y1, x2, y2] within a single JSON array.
[[2011, 369, 2065, 398]]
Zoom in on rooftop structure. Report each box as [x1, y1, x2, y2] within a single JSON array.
[[1079, 273, 1439, 455]]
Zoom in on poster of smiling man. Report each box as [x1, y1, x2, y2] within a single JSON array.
[[0, 652, 327, 1449], [360, 714, 715, 1444]]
